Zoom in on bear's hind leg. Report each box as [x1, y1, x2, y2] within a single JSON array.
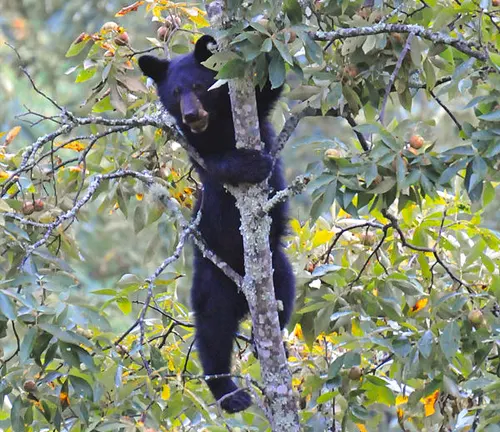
[[191, 258, 251, 413], [273, 246, 296, 330]]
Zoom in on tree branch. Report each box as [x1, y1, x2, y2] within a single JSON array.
[[312, 23, 488, 61]]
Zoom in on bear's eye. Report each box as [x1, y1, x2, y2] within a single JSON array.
[[192, 83, 204, 92]]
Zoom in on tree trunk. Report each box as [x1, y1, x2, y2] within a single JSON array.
[[205, 2, 300, 430]]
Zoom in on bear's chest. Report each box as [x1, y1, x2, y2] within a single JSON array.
[[197, 184, 244, 268]]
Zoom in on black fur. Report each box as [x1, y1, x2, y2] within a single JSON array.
[[139, 36, 295, 413]]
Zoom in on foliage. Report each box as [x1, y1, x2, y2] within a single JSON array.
[[0, 0, 499, 431]]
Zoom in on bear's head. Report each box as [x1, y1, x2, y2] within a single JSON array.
[[139, 35, 228, 135]]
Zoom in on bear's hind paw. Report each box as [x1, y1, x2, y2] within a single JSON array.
[[219, 389, 252, 413]]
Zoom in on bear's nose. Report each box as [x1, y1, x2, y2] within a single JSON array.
[[183, 112, 200, 123]]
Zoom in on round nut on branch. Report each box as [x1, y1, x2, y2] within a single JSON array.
[[391, 33, 404, 43], [361, 232, 376, 246], [371, 175, 383, 186], [257, 18, 270, 28], [344, 64, 359, 78], [114, 32, 129, 46], [409, 134, 424, 149], [348, 366, 363, 380], [157, 26, 170, 41], [468, 309, 484, 328], [23, 380, 37, 393], [34, 199, 44, 212], [324, 148, 341, 160], [356, 7, 371, 20], [101, 21, 119, 33], [22, 201, 35, 215], [165, 15, 182, 28]]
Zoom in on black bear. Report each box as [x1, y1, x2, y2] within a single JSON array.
[[139, 35, 295, 413]]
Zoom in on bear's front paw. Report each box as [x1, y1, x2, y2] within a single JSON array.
[[237, 149, 273, 184], [219, 389, 252, 413]]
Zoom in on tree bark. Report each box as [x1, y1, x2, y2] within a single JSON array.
[[205, 2, 300, 430]]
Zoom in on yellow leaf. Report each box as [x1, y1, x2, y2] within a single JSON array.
[[179, 7, 209, 27], [411, 298, 428, 312], [59, 389, 70, 409], [290, 219, 302, 234], [63, 140, 86, 152], [292, 377, 302, 389], [168, 357, 175, 371], [5, 126, 21, 146], [0, 171, 9, 180], [396, 395, 409, 405], [421, 390, 439, 417], [136, 193, 144, 201], [161, 384, 171, 400], [291, 323, 303, 340], [356, 424, 368, 432], [397, 407, 404, 419], [312, 229, 334, 247], [337, 207, 352, 218], [351, 319, 363, 337], [115, 1, 145, 16]]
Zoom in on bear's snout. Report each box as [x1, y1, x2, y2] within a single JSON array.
[[180, 92, 209, 133]]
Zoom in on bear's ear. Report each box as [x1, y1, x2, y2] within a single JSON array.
[[138, 55, 169, 83], [194, 35, 217, 63]]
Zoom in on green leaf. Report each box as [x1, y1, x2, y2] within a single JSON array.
[[19, 327, 37, 363], [327, 354, 344, 379], [69, 375, 94, 399], [440, 321, 460, 361], [150, 346, 167, 370], [273, 39, 294, 65], [11, 396, 24, 432], [116, 297, 132, 315], [0, 291, 16, 320], [478, 110, 500, 121], [65, 38, 91, 57], [215, 58, 247, 79], [261, 38, 272, 53], [133, 205, 146, 234], [75, 67, 96, 83], [316, 391, 337, 404], [489, 52, 500, 69], [283, 0, 302, 24], [362, 380, 395, 406], [92, 95, 114, 113], [369, 177, 396, 194], [268, 54, 286, 89], [438, 159, 468, 185], [38, 323, 94, 349], [117, 274, 141, 289], [418, 330, 434, 359], [300, 32, 323, 65]]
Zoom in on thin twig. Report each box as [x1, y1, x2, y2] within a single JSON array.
[[380, 33, 415, 125]]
